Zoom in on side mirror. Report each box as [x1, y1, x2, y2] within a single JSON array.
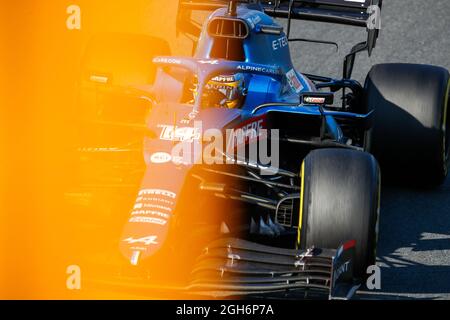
[[300, 92, 334, 105]]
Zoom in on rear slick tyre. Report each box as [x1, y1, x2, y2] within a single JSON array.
[[365, 63, 450, 186]]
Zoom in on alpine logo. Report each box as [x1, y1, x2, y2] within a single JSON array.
[[236, 65, 280, 75], [123, 235, 158, 246]]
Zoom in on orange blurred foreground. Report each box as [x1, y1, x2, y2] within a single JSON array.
[[1, 0, 217, 299]]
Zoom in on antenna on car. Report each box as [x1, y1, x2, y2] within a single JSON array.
[[227, 0, 238, 16]]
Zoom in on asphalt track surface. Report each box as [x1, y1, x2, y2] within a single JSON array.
[[279, 0, 450, 299]]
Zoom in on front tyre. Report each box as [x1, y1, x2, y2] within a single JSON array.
[[298, 149, 381, 278]]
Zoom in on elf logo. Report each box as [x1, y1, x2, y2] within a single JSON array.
[[150, 152, 172, 164]]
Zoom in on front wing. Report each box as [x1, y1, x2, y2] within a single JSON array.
[[88, 238, 360, 300]]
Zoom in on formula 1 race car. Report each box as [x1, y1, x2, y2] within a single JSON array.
[[71, 0, 450, 299]]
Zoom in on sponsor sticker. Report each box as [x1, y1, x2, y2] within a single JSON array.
[[133, 203, 172, 212], [304, 96, 326, 104], [138, 189, 177, 199], [236, 65, 279, 75], [246, 15, 261, 29], [150, 152, 172, 164], [272, 36, 288, 51], [153, 57, 182, 65], [131, 209, 170, 218], [129, 217, 167, 225], [135, 196, 173, 205], [286, 69, 304, 93], [158, 125, 201, 142], [240, 119, 265, 140], [198, 59, 219, 65], [211, 75, 236, 82], [227, 116, 267, 150]]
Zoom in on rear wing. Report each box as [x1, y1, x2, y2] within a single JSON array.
[[261, 0, 381, 27], [177, 0, 383, 78], [178, 0, 382, 29]]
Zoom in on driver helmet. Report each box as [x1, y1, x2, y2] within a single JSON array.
[[205, 73, 246, 109]]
